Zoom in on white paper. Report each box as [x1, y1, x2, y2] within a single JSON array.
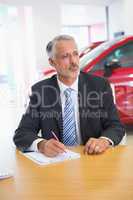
[[0, 171, 14, 180], [21, 149, 80, 165]]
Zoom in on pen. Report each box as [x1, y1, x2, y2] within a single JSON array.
[[51, 131, 59, 141], [51, 131, 67, 153]]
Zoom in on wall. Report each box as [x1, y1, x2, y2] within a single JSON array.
[[32, 1, 61, 70], [123, 0, 133, 35], [0, 0, 112, 68], [0, 0, 61, 69], [109, 0, 133, 38], [0, 0, 61, 112], [61, 4, 106, 25]]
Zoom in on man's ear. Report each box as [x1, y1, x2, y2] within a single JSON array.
[[49, 58, 55, 67]]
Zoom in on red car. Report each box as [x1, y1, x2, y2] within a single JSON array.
[[43, 66, 56, 78], [79, 41, 105, 58], [80, 36, 133, 125], [43, 36, 133, 125]]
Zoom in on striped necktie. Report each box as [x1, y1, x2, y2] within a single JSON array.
[[62, 88, 77, 146]]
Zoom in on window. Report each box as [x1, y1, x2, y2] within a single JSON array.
[[92, 42, 133, 72]]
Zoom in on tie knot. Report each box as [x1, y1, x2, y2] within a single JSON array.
[[64, 88, 72, 97]]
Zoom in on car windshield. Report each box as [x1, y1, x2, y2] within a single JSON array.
[[80, 36, 125, 70]]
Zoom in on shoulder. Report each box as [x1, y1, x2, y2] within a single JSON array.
[[31, 75, 57, 91], [80, 71, 108, 87]]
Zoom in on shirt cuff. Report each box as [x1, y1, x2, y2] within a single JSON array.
[[28, 138, 44, 152], [100, 136, 114, 146]]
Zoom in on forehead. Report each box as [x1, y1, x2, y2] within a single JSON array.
[[54, 40, 78, 54]]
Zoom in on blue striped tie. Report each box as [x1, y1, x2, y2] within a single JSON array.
[[63, 88, 77, 146]]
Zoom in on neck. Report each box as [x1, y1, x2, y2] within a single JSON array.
[[58, 75, 77, 86]]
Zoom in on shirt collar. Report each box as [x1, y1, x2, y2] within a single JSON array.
[[57, 76, 79, 94]]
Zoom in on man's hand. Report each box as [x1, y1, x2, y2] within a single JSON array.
[[84, 138, 110, 154], [37, 139, 66, 157]]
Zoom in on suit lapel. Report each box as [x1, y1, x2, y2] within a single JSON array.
[[50, 76, 63, 141], [78, 72, 92, 144]]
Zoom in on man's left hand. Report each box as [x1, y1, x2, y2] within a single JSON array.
[[84, 138, 110, 154]]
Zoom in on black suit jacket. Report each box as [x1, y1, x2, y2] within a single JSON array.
[[13, 72, 125, 151]]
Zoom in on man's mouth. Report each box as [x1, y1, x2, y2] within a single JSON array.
[[70, 65, 79, 71]]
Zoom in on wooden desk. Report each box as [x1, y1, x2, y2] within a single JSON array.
[[0, 146, 133, 200]]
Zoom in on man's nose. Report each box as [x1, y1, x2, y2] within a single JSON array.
[[69, 54, 78, 64]]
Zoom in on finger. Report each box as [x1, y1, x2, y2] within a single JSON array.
[[94, 145, 101, 154], [84, 141, 90, 154], [44, 143, 62, 157], [93, 141, 105, 154], [40, 139, 64, 157], [99, 140, 110, 152], [95, 141, 110, 154], [53, 140, 66, 152], [50, 144, 65, 154], [88, 141, 98, 154], [49, 139, 65, 153], [41, 142, 58, 157], [45, 148, 59, 157], [84, 138, 94, 154], [84, 139, 97, 154]]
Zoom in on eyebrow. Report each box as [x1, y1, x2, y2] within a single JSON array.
[[61, 49, 78, 54]]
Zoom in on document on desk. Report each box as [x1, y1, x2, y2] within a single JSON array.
[[21, 150, 80, 165], [0, 171, 14, 180]]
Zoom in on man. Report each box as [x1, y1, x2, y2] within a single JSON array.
[[13, 35, 125, 157]]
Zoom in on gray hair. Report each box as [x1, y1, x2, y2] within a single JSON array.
[[46, 35, 77, 58]]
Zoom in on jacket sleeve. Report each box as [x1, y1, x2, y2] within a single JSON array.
[[100, 79, 125, 145], [13, 86, 41, 152]]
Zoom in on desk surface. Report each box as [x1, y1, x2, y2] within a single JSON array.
[[0, 146, 133, 200]]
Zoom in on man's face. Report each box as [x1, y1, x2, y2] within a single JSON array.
[[50, 40, 80, 81]]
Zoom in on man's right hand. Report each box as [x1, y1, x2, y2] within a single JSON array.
[[37, 139, 66, 157]]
